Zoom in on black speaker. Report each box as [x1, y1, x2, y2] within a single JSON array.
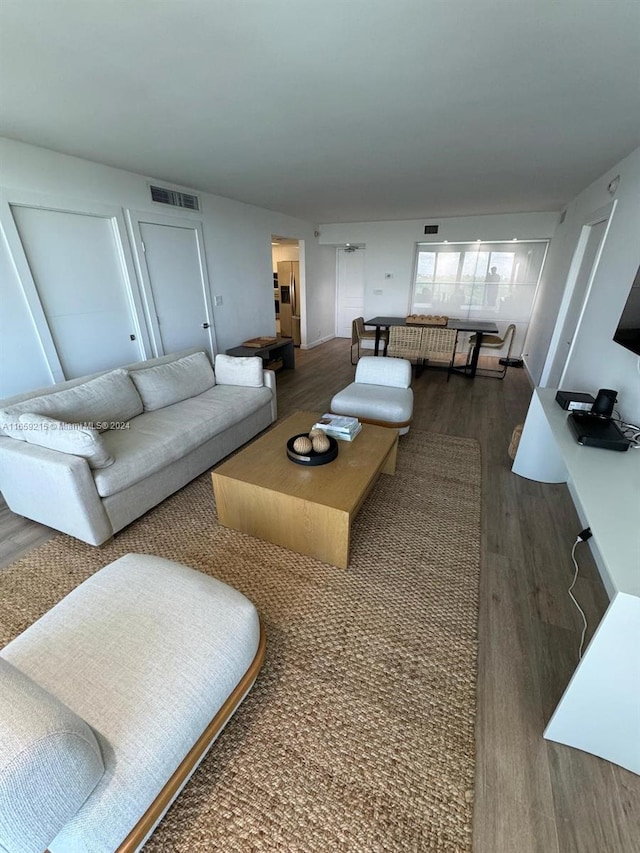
[[591, 388, 617, 418]]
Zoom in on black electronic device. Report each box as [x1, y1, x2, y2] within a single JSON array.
[[592, 388, 618, 418], [555, 390, 595, 411], [567, 411, 630, 451]]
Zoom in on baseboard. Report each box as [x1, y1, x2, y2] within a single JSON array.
[[301, 334, 335, 350], [522, 356, 536, 388]]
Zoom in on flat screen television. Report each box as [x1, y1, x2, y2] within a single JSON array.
[[613, 264, 640, 356]]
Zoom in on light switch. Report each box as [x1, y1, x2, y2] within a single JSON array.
[[373, 289, 383, 295], [214, 295, 223, 306]]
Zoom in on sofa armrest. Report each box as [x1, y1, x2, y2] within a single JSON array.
[[0, 438, 113, 545], [263, 370, 277, 422]]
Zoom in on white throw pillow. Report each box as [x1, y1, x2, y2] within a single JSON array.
[[17, 414, 115, 469], [129, 352, 216, 412], [214, 354, 264, 387]]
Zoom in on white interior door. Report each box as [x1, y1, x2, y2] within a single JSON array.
[[542, 217, 608, 387], [10, 205, 143, 378], [336, 248, 365, 338], [0, 223, 53, 396], [132, 217, 217, 357]]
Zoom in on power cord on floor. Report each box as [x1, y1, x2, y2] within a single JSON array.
[[569, 527, 592, 660]]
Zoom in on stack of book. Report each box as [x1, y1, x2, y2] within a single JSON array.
[[313, 414, 362, 442]]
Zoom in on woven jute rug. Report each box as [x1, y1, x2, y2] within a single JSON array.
[[0, 429, 481, 852]]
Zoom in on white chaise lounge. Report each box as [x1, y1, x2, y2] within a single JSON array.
[[0, 553, 265, 853]]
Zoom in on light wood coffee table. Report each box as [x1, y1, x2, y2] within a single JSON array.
[[211, 410, 397, 568]]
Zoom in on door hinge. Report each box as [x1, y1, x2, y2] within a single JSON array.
[[141, 241, 146, 254]]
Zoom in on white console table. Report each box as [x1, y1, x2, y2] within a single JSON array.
[[513, 388, 640, 774]]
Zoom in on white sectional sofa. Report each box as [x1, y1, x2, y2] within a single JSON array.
[[0, 349, 277, 545]]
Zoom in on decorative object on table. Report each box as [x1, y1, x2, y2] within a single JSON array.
[[406, 314, 449, 326], [313, 413, 362, 442], [242, 336, 278, 348], [311, 432, 331, 453], [292, 435, 313, 455], [286, 433, 339, 465]]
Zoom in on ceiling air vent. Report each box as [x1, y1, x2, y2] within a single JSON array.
[[424, 224, 439, 234], [150, 185, 200, 211]]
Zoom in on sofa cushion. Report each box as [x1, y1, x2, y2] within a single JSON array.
[[18, 413, 115, 469], [214, 354, 263, 387], [93, 384, 273, 497], [331, 382, 414, 424], [0, 658, 105, 853], [0, 369, 143, 441], [1, 553, 261, 853], [129, 351, 215, 412]]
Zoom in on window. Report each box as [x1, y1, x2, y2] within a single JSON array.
[[411, 241, 548, 325]]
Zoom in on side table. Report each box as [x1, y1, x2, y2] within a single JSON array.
[[225, 336, 295, 371]]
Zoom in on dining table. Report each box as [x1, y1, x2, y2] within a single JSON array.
[[363, 316, 500, 378]]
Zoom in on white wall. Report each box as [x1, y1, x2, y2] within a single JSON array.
[[526, 145, 640, 423], [0, 138, 336, 396], [318, 212, 558, 353]]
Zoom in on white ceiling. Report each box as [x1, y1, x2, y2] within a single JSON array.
[[1, 0, 639, 223]]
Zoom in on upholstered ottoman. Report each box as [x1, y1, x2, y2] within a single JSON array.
[[331, 356, 414, 435], [0, 553, 265, 853]]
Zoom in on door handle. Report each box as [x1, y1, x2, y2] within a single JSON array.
[[202, 323, 210, 329]]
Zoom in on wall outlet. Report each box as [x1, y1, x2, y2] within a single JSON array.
[[214, 295, 223, 306], [373, 288, 383, 295]]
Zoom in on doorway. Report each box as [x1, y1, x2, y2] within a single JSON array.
[[541, 204, 613, 387], [336, 246, 365, 339], [272, 236, 301, 345]]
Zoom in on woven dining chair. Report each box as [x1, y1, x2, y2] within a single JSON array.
[[350, 317, 388, 364], [420, 327, 458, 380], [386, 325, 424, 364]]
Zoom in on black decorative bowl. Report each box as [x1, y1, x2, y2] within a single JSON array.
[[286, 433, 339, 466]]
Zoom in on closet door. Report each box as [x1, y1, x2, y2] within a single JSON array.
[[10, 205, 142, 378], [130, 217, 216, 357], [0, 223, 52, 396]]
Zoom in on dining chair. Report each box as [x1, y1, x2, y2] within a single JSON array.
[[386, 325, 424, 364], [466, 323, 516, 379], [420, 327, 458, 380], [351, 317, 388, 364]]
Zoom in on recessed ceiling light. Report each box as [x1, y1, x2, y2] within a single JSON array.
[[476, 239, 482, 243], [512, 237, 518, 242]]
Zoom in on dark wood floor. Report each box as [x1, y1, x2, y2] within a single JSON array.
[[2, 339, 638, 851]]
